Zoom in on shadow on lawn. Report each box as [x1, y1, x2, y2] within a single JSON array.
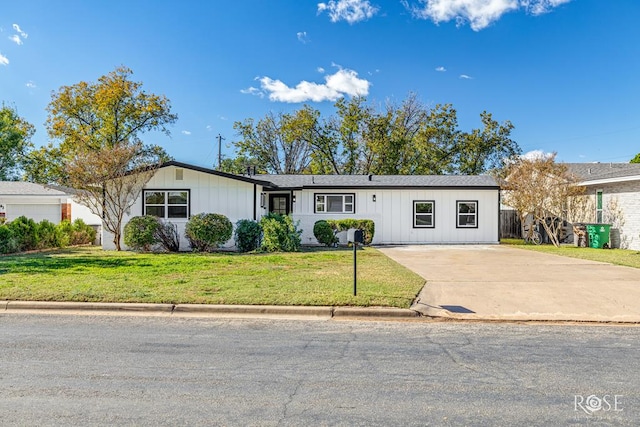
[[0, 252, 138, 274]]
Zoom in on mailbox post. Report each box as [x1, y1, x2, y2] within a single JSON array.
[[352, 229, 364, 296]]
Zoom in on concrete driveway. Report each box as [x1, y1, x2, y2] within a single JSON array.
[[376, 245, 640, 323]]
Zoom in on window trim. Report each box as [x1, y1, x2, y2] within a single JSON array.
[[143, 189, 190, 220], [314, 193, 355, 214], [456, 200, 478, 229], [413, 200, 435, 228], [596, 189, 603, 223]]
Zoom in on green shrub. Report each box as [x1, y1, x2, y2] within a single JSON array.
[[0, 225, 18, 254], [124, 215, 160, 251], [7, 216, 39, 252], [313, 220, 337, 246], [326, 219, 375, 245], [185, 213, 233, 252], [234, 219, 262, 253], [37, 219, 62, 249], [57, 219, 96, 246], [260, 213, 302, 252]]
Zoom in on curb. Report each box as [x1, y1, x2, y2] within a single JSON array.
[[1, 301, 421, 320]]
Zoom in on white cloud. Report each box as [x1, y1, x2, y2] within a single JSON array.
[[181, 130, 191, 136], [240, 87, 264, 98], [0, 53, 9, 66], [248, 68, 371, 103], [459, 74, 473, 79], [317, 67, 325, 73], [435, 66, 446, 72], [403, 0, 570, 31], [297, 31, 309, 43], [25, 81, 36, 88], [318, 0, 379, 24], [9, 35, 22, 45], [12, 24, 27, 39], [521, 149, 554, 160]]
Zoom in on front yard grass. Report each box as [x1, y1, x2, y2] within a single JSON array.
[[0, 246, 425, 308], [501, 238, 640, 269]]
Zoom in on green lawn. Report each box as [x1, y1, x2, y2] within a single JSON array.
[[501, 238, 640, 269], [0, 246, 425, 308]]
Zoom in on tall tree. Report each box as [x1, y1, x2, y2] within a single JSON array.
[[45, 66, 177, 250], [0, 104, 35, 180]]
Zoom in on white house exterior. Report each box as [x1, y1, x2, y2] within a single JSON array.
[[105, 162, 500, 250], [0, 181, 101, 226], [568, 163, 640, 250]]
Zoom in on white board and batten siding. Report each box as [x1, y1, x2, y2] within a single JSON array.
[[103, 165, 263, 250], [292, 188, 499, 245]]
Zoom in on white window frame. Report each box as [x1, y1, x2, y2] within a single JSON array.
[[314, 193, 355, 214], [456, 200, 478, 228], [143, 190, 190, 219], [596, 189, 603, 223], [413, 200, 435, 228]]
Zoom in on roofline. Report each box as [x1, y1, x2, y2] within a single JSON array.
[[160, 161, 273, 186], [578, 174, 640, 186]]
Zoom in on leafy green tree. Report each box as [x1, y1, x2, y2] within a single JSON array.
[[631, 153, 640, 163], [45, 66, 177, 250], [0, 104, 35, 180]]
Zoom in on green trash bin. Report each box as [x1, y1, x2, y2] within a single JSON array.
[[585, 224, 611, 249]]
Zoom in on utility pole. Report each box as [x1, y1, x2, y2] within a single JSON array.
[[216, 134, 225, 170]]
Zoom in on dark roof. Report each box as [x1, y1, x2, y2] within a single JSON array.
[[564, 163, 640, 182], [256, 174, 498, 189], [0, 181, 74, 196]]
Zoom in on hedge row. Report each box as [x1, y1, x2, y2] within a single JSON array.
[[0, 216, 96, 255], [123, 212, 302, 253]]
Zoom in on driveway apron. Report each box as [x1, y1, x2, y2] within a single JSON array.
[[376, 245, 640, 322]]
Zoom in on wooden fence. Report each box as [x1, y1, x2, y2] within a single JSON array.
[[500, 210, 521, 239]]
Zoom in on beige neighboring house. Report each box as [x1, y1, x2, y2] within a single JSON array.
[[0, 182, 102, 235], [566, 163, 640, 250]]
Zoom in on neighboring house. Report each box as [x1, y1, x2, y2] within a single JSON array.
[[567, 163, 640, 250], [103, 161, 501, 250], [0, 182, 101, 228]]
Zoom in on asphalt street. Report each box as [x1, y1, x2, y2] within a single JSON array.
[[1, 314, 638, 426]]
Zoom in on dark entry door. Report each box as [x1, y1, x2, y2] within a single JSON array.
[[269, 194, 290, 215]]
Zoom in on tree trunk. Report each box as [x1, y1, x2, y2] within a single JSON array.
[[113, 231, 121, 251]]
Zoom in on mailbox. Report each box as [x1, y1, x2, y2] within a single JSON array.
[[347, 228, 364, 244]]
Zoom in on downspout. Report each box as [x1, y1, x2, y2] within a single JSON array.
[[497, 188, 501, 243]]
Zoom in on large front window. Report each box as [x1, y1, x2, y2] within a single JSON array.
[[457, 201, 477, 228], [144, 190, 189, 219], [315, 194, 355, 214]]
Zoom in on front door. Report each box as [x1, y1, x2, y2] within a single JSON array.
[[269, 194, 290, 215]]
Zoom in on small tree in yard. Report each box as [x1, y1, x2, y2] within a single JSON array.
[[501, 153, 585, 247]]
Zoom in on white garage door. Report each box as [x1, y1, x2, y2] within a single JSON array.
[[8, 204, 61, 223]]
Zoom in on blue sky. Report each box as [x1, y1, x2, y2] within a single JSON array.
[[2, 0, 639, 169]]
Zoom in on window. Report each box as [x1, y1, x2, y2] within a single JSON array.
[[457, 201, 477, 228], [413, 201, 435, 228], [315, 194, 354, 214], [144, 190, 189, 219], [596, 190, 603, 223]]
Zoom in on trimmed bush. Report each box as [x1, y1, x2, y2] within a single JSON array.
[[235, 219, 262, 253], [0, 225, 18, 254], [57, 219, 96, 246], [124, 215, 160, 251], [7, 216, 39, 252], [260, 213, 302, 252], [326, 219, 375, 245], [185, 213, 233, 252], [313, 220, 337, 246]]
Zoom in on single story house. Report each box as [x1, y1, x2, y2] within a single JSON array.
[[0, 181, 101, 227], [567, 163, 640, 250], [103, 161, 500, 250]]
